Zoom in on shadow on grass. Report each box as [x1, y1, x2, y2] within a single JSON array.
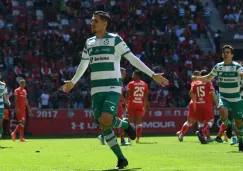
[[88, 168, 142, 171], [228, 151, 243, 153], [137, 142, 158, 144], [0, 146, 13, 149]]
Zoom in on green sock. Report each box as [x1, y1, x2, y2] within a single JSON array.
[[237, 125, 243, 144], [103, 129, 126, 160], [221, 118, 231, 127], [112, 117, 128, 130], [0, 127, 3, 134]]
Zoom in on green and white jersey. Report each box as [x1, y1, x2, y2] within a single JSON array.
[[0, 81, 7, 111], [210, 61, 243, 102], [81, 33, 131, 95]]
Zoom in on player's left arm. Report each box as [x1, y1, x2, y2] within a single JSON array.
[[238, 66, 243, 78], [3, 84, 10, 106], [25, 97, 32, 116], [114, 36, 169, 86], [143, 85, 148, 115], [208, 82, 218, 107]]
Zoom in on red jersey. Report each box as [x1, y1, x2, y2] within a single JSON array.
[[127, 80, 148, 109], [14, 87, 27, 110], [191, 81, 214, 105]]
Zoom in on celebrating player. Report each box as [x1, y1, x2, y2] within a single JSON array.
[[0, 81, 10, 138], [192, 45, 243, 151], [191, 70, 218, 144], [98, 67, 130, 146], [11, 79, 32, 142], [176, 71, 200, 142], [62, 11, 169, 169], [126, 70, 148, 143]]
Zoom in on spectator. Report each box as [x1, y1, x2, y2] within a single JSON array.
[[40, 90, 50, 109]]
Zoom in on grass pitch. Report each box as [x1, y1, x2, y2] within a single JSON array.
[[0, 136, 242, 171]]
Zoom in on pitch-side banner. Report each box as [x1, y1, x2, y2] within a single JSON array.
[[9, 109, 209, 135]]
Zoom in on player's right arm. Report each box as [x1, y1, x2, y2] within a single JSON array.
[[62, 44, 89, 93], [114, 36, 169, 86], [192, 65, 217, 82]]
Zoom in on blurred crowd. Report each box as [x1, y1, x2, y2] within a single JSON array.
[[214, 0, 243, 31], [0, 0, 222, 109]]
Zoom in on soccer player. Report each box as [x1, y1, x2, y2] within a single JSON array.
[[191, 70, 218, 144], [126, 70, 148, 143], [192, 45, 243, 151], [176, 71, 201, 142], [0, 81, 10, 138], [11, 79, 32, 142], [62, 11, 169, 169], [230, 61, 243, 145], [98, 68, 130, 146]]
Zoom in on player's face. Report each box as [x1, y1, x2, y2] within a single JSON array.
[[91, 15, 107, 34], [222, 48, 233, 61], [121, 70, 126, 80], [19, 81, 26, 88], [132, 73, 138, 80]]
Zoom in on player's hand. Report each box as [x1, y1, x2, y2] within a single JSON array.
[[152, 73, 169, 86], [29, 112, 34, 117], [62, 80, 74, 93], [15, 107, 20, 115], [6, 101, 11, 106]]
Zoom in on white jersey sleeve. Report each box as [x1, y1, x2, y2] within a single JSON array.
[[114, 36, 131, 57]]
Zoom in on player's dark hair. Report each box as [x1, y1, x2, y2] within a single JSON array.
[[222, 45, 234, 55], [93, 11, 110, 28], [200, 70, 208, 76], [133, 70, 142, 78], [120, 67, 126, 72]]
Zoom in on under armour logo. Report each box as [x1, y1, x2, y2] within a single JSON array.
[[71, 122, 84, 130]]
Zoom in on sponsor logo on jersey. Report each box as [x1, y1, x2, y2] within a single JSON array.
[[90, 56, 109, 63], [219, 77, 237, 82]]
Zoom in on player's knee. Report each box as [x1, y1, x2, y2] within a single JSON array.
[[234, 119, 243, 129], [219, 107, 228, 119], [99, 112, 114, 127]]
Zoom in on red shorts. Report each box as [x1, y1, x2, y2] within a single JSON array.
[[16, 110, 26, 123], [117, 103, 123, 119], [188, 103, 197, 119], [127, 107, 144, 116], [196, 105, 214, 122]]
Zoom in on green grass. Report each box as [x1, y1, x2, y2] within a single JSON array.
[[0, 136, 242, 171]]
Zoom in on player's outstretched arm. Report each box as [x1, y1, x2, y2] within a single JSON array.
[[192, 74, 214, 82], [62, 59, 89, 93], [124, 53, 169, 86]]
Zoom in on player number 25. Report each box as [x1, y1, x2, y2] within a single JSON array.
[[134, 86, 145, 97], [196, 86, 205, 97]]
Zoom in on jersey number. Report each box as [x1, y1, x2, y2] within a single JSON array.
[[196, 86, 205, 97], [134, 86, 144, 97]]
